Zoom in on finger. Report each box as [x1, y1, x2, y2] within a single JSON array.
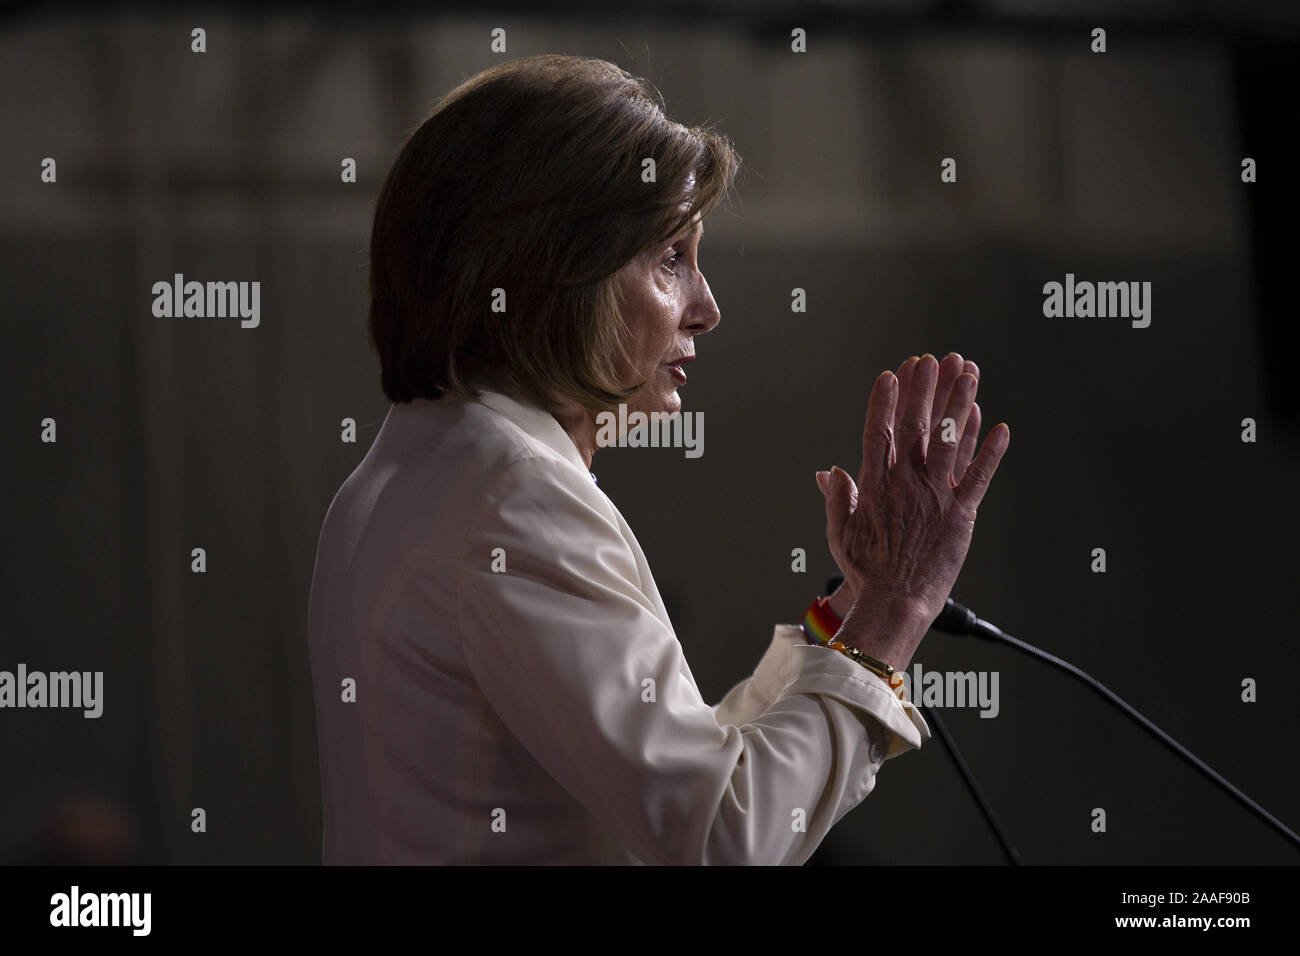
[[954, 423, 1010, 512], [858, 370, 897, 492], [953, 401, 981, 486], [929, 352, 965, 429], [892, 356, 919, 436], [895, 354, 938, 470], [927, 372, 977, 486]]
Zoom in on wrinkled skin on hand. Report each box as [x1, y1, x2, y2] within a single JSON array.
[[817, 353, 1010, 627]]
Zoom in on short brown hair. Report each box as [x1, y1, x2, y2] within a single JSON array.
[[366, 54, 741, 412]]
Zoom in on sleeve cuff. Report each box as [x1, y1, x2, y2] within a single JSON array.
[[767, 624, 931, 757]]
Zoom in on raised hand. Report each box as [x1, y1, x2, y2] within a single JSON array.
[[816, 353, 1009, 667]]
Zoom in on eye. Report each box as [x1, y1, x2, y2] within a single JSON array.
[[662, 249, 683, 275]]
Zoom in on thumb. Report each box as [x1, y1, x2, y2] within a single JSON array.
[[831, 465, 860, 513], [822, 467, 850, 541]]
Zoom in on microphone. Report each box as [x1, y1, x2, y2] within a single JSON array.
[[930, 596, 979, 635], [826, 576, 1300, 858], [932, 593, 1300, 854]]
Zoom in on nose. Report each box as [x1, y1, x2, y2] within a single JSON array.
[[684, 272, 721, 334]]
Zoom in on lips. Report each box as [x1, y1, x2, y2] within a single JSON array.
[[665, 356, 692, 383]]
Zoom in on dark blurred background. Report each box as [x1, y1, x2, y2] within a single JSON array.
[[2, 0, 1297, 865]]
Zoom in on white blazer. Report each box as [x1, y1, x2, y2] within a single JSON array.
[[307, 386, 930, 864]]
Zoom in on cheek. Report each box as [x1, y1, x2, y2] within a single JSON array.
[[619, 268, 681, 370], [629, 306, 674, 362], [637, 320, 676, 374], [650, 299, 681, 348]]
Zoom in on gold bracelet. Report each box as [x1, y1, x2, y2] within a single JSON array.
[[826, 641, 908, 701], [826, 640, 892, 677]]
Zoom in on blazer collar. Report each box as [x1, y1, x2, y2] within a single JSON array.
[[470, 386, 592, 476]]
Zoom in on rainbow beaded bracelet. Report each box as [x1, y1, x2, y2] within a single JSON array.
[[799, 595, 844, 645], [800, 596, 908, 702]]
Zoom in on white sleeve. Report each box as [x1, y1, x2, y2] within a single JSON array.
[[714, 624, 930, 762], [456, 454, 931, 865]]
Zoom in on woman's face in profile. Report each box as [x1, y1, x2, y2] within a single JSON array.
[[615, 212, 721, 417]]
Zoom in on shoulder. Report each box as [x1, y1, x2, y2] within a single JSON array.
[[460, 397, 574, 473], [379, 393, 580, 486], [320, 393, 603, 562], [469, 450, 622, 551]]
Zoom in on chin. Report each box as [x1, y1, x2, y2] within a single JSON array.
[[654, 387, 682, 416], [627, 372, 682, 417], [628, 392, 680, 418]]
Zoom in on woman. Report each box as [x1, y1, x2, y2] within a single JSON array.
[[307, 54, 1010, 865]]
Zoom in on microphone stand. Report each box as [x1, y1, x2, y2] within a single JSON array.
[[829, 577, 1300, 860], [931, 596, 1300, 856], [915, 702, 1021, 865], [828, 575, 1023, 863]]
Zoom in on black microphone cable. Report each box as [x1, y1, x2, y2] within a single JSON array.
[[932, 596, 1300, 854]]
